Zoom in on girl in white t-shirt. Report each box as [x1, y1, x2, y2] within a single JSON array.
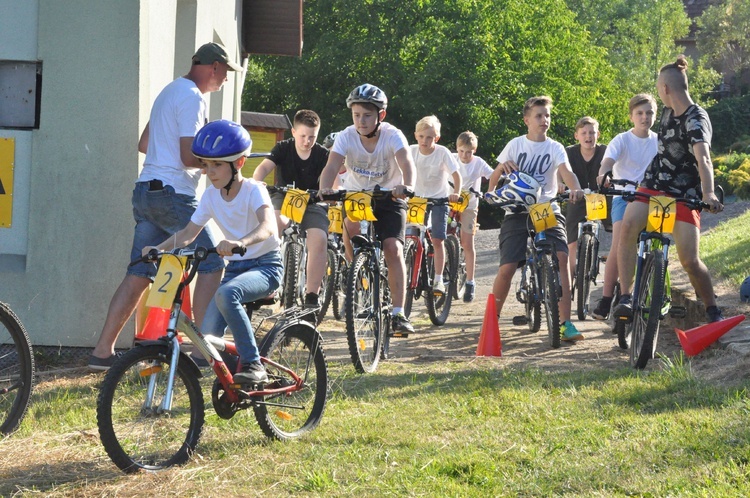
[[453, 131, 494, 302], [591, 94, 658, 320]]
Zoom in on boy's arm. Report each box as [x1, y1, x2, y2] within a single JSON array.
[[694, 142, 722, 212], [395, 147, 415, 188], [487, 165, 507, 191], [558, 163, 584, 202], [450, 170, 462, 202], [252, 158, 276, 183], [320, 152, 346, 191], [179, 136, 201, 169], [596, 157, 615, 187], [143, 222, 203, 256], [138, 122, 149, 154]]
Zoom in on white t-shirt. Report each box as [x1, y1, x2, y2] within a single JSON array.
[[138, 77, 208, 196], [496, 136, 569, 204], [411, 144, 459, 198], [191, 179, 280, 261], [331, 122, 408, 190], [604, 129, 658, 191], [454, 153, 493, 209]]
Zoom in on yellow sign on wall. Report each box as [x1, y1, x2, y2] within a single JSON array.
[[0, 138, 14, 228]]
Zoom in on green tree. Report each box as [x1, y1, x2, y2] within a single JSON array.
[[243, 0, 633, 157], [696, 0, 750, 96]]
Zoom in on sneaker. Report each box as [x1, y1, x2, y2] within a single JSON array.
[[612, 294, 633, 323], [706, 306, 724, 323], [463, 282, 475, 303], [302, 292, 320, 322], [433, 279, 446, 296], [591, 296, 613, 320], [87, 352, 123, 372], [391, 313, 414, 337], [234, 362, 268, 385], [561, 320, 584, 341]]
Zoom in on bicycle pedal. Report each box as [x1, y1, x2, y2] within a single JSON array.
[[389, 332, 409, 338], [669, 306, 687, 319], [512, 315, 528, 326]]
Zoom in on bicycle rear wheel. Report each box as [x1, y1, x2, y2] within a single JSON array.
[[403, 238, 417, 319], [97, 345, 204, 473], [317, 247, 337, 323], [522, 264, 542, 333], [425, 246, 454, 326], [0, 302, 34, 435], [576, 233, 595, 321], [345, 252, 383, 373], [631, 251, 665, 369], [255, 323, 328, 440], [281, 242, 302, 309], [540, 253, 561, 348], [447, 235, 466, 300]]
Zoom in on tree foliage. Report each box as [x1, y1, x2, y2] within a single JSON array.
[[243, 0, 633, 157], [696, 0, 750, 96]]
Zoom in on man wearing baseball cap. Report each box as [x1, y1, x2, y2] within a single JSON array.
[[89, 41, 243, 371]]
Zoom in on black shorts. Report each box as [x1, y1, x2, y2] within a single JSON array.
[[344, 195, 406, 244], [271, 192, 329, 233], [499, 212, 568, 267]]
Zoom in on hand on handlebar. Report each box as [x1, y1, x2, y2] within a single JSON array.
[[392, 185, 415, 200], [702, 192, 723, 214], [216, 240, 247, 257], [448, 192, 461, 203]]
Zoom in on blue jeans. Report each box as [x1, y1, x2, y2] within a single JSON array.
[[201, 251, 283, 365], [128, 182, 224, 279]]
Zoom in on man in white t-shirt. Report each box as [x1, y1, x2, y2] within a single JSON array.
[[319, 84, 417, 335], [487, 96, 584, 342], [89, 43, 240, 371]]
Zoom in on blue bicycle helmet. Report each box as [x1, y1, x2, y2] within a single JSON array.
[[346, 84, 388, 110], [741, 276, 750, 303], [494, 171, 541, 213], [192, 120, 252, 193], [192, 119, 252, 162]]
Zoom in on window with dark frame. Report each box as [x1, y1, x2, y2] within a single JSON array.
[[0, 60, 43, 130]]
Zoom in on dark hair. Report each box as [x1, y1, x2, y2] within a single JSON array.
[[659, 55, 689, 90], [294, 109, 320, 128]]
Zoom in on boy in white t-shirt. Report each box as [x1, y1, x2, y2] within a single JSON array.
[[411, 115, 462, 296], [590, 94, 657, 320], [144, 120, 283, 385], [487, 96, 585, 341], [319, 84, 417, 335], [453, 131, 494, 302]]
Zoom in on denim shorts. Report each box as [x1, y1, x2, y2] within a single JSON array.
[[611, 195, 629, 223], [426, 203, 449, 240], [128, 182, 224, 279]]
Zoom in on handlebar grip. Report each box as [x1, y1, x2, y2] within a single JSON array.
[[232, 246, 247, 256]]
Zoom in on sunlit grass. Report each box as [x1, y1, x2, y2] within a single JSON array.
[[701, 209, 750, 286]]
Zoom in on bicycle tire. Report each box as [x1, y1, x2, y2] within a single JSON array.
[[576, 233, 595, 321], [97, 344, 204, 473], [380, 269, 392, 361], [447, 235, 466, 301], [317, 247, 337, 323], [332, 256, 346, 320], [540, 253, 561, 348], [631, 250, 665, 369], [425, 244, 454, 326], [254, 323, 328, 440], [523, 264, 542, 333], [344, 252, 383, 373], [403, 238, 417, 319], [282, 243, 302, 309], [0, 302, 35, 435]]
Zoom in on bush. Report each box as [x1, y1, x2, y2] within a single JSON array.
[[714, 153, 750, 199], [708, 95, 750, 153]]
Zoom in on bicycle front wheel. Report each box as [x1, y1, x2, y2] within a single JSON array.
[[282, 242, 302, 309], [631, 250, 665, 369], [522, 264, 542, 333], [345, 252, 383, 373], [0, 302, 35, 435], [576, 233, 595, 321], [318, 247, 337, 323], [403, 238, 417, 319], [540, 253, 561, 348], [97, 345, 204, 473], [255, 324, 328, 440], [425, 246, 454, 326], [447, 235, 466, 300]]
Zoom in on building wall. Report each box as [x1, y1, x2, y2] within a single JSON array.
[[0, 0, 243, 348]]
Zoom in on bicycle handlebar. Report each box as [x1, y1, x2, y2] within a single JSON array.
[[129, 245, 246, 267], [317, 185, 416, 202], [597, 172, 723, 211]]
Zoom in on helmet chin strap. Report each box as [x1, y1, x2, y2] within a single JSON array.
[[359, 116, 382, 139], [223, 165, 238, 194]]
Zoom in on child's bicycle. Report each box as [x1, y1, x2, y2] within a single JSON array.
[[600, 174, 722, 368], [570, 192, 609, 320], [484, 190, 575, 348], [325, 203, 348, 320], [403, 196, 457, 326], [96, 246, 328, 473], [448, 189, 483, 301], [0, 301, 35, 435]]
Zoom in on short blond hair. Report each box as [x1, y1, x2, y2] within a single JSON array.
[[456, 131, 478, 149], [523, 96, 553, 116], [628, 93, 657, 113], [415, 115, 441, 135], [575, 116, 599, 132]]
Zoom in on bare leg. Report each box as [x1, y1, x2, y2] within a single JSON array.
[[558, 250, 573, 322], [433, 238, 445, 279], [383, 237, 406, 308], [601, 221, 622, 298], [305, 227, 328, 295], [193, 270, 222, 329], [460, 230, 476, 281], [92, 274, 150, 358], [673, 220, 717, 307], [492, 262, 517, 316]]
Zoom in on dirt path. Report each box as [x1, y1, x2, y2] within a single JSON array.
[[316, 199, 750, 380]]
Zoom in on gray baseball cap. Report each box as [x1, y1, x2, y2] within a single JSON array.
[[192, 42, 242, 71]]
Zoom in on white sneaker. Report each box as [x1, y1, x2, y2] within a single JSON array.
[[433, 279, 446, 295]]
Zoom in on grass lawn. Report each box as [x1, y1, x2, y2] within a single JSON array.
[[702, 207, 750, 287]]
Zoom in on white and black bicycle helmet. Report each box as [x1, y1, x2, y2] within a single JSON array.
[[192, 119, 252, 193], [495, 171, 541, 212], [322, 132, 339, 149], [346, 83, 388, 110]]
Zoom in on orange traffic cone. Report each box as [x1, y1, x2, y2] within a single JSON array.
[[675, 314, 746, 357], [477, 293, 502, 356]]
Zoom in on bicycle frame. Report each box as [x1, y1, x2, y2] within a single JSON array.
[[405, 224, 433, 294], [632, 232, 672, 319]]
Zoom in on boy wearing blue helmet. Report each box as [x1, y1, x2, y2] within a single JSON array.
[[144, 120, 283, 384]]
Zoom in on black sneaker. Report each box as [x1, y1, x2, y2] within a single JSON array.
[[706, 306, 724, 323], [612, 294, 633, 323], [87, 352, 123, 372], [302, 292, 320, 322], [591, 297, 613, 320], [391, 313, 414, 337], [463, 282, 475, 303], [234, 362, 268, 385]]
